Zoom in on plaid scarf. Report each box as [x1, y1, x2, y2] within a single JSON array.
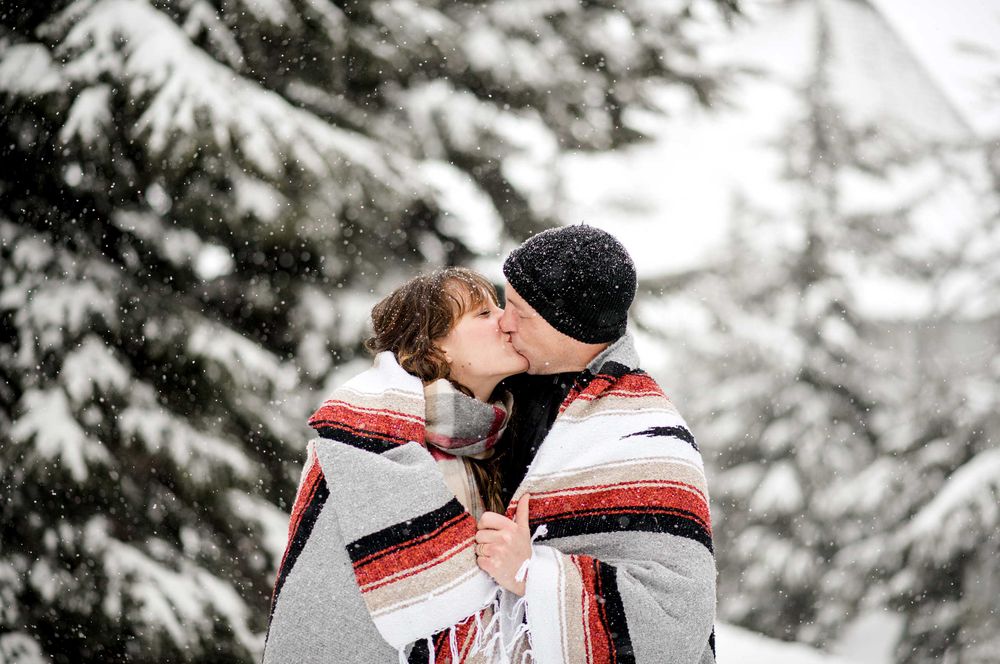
[[424, 380, 511, 520], [423, 379, 511, 459], [265, 339, 716, 664]]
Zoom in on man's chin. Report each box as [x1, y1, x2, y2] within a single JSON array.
[[525, 361, 552, 376], [510, 347, 548, 375]]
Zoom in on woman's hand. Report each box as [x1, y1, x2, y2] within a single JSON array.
[[475, 494, 532, 596]]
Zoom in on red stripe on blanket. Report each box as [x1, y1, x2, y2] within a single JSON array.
[[561, 372, 666, 413], [525, 483, 711, 533], [574, 555, 615, 664], [353, 512, 476, 590], [278, 456, 324, 573], [454, 614, 479, 662], [429, 613, 479, 664], [404, 613, 481, 664], [308, 400, 425, 445]]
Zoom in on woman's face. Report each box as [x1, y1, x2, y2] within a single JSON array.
[[437, 288, 529, 390]]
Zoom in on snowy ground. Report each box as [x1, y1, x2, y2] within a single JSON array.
[[718, 624, 858, 664], [720, 609, 904, 664]]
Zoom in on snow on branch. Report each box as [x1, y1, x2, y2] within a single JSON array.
[[232, 0, 295, 27], [111, 210, 231, 275], [227, 490, 290, 572], [0, 632, 49, 664], [59, 84, 112, 147], [52, 0, 414, 190], [371, 0, 457, 37], [86, 518, 259, 655], [3, 273, 118, 357], [3, 224, 55, 272], [418, 160, 504, 253], [10, 388, 112, 483], [461, 22, 563, 89], [181, 0, 244, 69], [0, 43, 64, 95], [118, 400, 260, 486], [186, 319, 306, 443], [904, 447, 1000, 561], [60, 335, 131, 405], [401, 80, 516, 157], [300, 0, 348, 45], [187, 320, 298, 394]]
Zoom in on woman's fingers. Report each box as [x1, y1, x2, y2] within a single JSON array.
[[476, 553, 494, 571], [476, 505, 533, 595], [477, 511, 514, 531], [475, 529, 507, 544], [514, 494, 531, 529]]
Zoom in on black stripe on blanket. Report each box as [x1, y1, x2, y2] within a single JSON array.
[[346, 498, 467, 564], [596, 560, 636, 664], [624, 425, 699, 451], [597, 361, 632, 380], [269, 474, 330, 620], [536, 510, 714, 554], [406, 637, 430, 663], [313, 424, 403, 454]]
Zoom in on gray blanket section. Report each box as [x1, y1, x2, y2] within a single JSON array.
[[615, 539, 716, 663], [262, 498, 398, 664], [264, 438, 492, 662], [536, 530, 716, 663], [314, 438, 455, 543]]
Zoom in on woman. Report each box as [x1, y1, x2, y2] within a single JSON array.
[[263, 268, 529, 664], [362, 267, 527, 518]]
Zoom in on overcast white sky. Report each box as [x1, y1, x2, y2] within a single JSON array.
[[873, 0, 1000, 133]]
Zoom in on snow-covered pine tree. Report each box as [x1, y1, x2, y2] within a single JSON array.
[[831, 140, 1000, 664], [631, 0, 983, 653], [0, 0, 740, 661], [858, 32, 1000, 663], [801, 23, 1000, 664]]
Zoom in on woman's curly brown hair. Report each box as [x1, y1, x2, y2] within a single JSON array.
[[365, 267, 498, 388]]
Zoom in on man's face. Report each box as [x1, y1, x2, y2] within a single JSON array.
[[499, 283, 574, 375]]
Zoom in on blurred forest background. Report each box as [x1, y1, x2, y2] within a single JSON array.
[[1, 0, 998, 663]]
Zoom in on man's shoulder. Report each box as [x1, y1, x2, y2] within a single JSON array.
[[563, 366, 691, 424], [595, 365, 670, 397]]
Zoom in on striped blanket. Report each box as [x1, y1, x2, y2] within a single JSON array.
[[265, 335, 716, 663], [510, 335, 716, 664]]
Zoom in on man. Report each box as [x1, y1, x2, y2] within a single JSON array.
[[497, 223, 642, 502], [476, 224, 717, 663]]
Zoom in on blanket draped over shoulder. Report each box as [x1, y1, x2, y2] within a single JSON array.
[[268, 336, 716, 663]]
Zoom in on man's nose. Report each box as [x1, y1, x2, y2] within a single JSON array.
[[499, 308, 515, 333]]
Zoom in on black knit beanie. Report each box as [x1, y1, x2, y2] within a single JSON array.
[[502, 225, 636, 344]]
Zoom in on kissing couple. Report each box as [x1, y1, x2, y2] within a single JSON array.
[[264, 225, 717, 664]]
